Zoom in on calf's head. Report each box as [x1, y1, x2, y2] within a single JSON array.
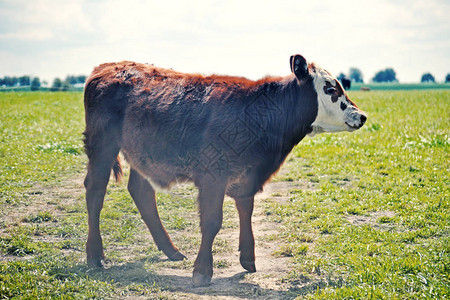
[[290, 54, 367, 135]]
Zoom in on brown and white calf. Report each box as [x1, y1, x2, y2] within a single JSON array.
[[83, 54, 366, 286]]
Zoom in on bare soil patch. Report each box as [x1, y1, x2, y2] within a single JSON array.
[[155, 181, 300, 299], [1, 173, 302, 299], [0, 177, 84, 234], [346, 211, 396, 231]]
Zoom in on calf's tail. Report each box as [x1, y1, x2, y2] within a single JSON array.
[[112, 155, 123, 182]]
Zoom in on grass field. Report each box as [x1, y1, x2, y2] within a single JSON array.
[[349, 82, 450, 91], [0, 90, 448, 299]]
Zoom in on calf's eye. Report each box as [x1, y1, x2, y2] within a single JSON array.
[[326, 87, 336, 95]]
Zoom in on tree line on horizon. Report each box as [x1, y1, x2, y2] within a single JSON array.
[[1, 70, 450, 91], [338, 68, 450, 84], [0, 75, 87, 91]]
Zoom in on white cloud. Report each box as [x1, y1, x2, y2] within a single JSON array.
[[0, 0, 91, 42], [0, 30, 53, 41]]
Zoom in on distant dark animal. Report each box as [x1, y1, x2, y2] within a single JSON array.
[[360, 86, 371, 91], [83, 54, 367, 286], [341, 78, 351, 90]]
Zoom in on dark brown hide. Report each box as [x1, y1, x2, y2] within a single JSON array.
[[85, 61, 317, 196]]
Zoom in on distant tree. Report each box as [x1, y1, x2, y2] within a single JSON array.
[[0, 77, 4, 86], [3, 76, 18, 86], [50, 78, 62, 91], [421, 73, 435, 83], [337, 73, 346, 82], [65, 75, 78, 85], [76, 75, 87, 84], [61, 80, 71, 91], [31, 77, 41, 91], [349, 68, 364, 83], [372, 68, 397, 82], [445, 74, 450, 83], [2, 77, 10, 86], [19, 75, 30, 86], [65, 74, 87, 85]]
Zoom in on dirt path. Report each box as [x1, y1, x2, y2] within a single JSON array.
[[0, 176, 84, 236], [151, 181, 301, 300], [1, 174, 299, 299]]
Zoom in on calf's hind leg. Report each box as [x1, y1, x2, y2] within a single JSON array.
[[127, 168, 186, 261], [84, 147, 119, 267]]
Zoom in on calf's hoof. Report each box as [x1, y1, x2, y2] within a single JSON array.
[[192, 271, 212, 287], [240, 259, 256, 273], [169, 251, 187, 261], [87, 256, 105, 268]]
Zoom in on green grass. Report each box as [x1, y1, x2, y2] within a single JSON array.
[[0, 92, 172, 298], [270, 90, 449, 298], [0, 86, 84, 92], [0, 92, 86, 206], [0, 90, 449, 298], [349, 82, 450, 90]]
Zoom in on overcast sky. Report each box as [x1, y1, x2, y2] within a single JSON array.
[[0, 0, 449, 83]]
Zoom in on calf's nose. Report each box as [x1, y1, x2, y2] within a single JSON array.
[[359, 114, 367, 127]]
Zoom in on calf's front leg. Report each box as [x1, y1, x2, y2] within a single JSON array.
[[235, 196, 256, 272], [192, 181, 226, 287]]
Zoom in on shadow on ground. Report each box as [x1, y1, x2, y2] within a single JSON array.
[[53, 259, 300, 299]]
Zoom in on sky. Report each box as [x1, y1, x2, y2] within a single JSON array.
[[0, 0, 449, 84]]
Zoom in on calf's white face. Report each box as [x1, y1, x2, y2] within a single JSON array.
[[290, 54, 367, 136], [310, 65, 367, 135]]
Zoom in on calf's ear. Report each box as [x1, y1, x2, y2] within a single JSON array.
[[290, 54, 309, 79]]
